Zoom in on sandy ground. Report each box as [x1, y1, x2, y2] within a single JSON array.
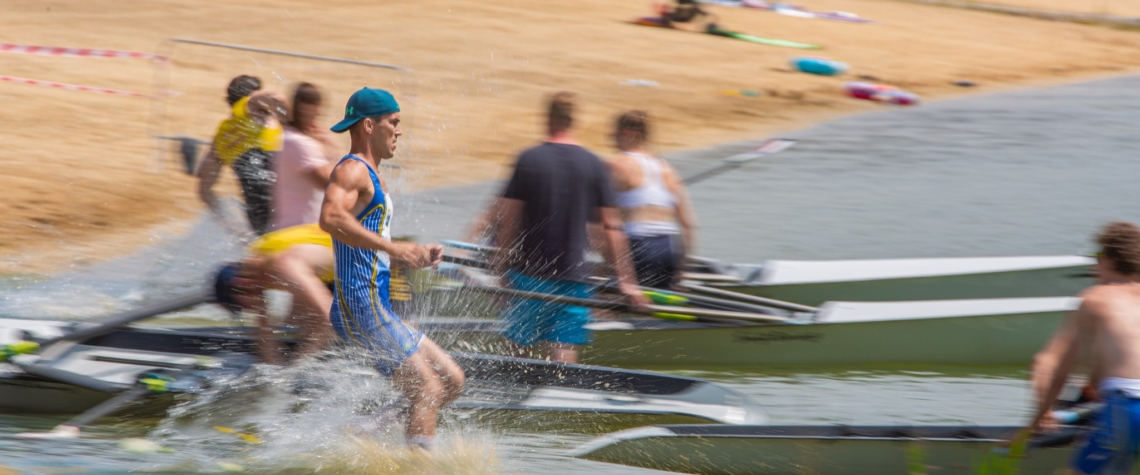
[[944, 0, 1140, 17], [2, 0, 1140, 275]]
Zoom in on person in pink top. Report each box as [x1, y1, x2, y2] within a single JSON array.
[[273, 82, 337, 230], [264, 83, 339, 359]]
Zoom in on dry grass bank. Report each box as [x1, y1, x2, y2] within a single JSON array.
[[2, 0, 1140, 273]]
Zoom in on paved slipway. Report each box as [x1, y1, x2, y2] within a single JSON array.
[[0, 74, 1137, 474]]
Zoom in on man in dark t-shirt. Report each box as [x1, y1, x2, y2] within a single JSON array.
[[492, 92, 646, 363]]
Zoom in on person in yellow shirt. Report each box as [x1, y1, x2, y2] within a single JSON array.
[[197, 75, 287, 235], [214, 223, 334, 364]]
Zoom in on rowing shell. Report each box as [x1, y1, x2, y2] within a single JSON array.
[[693, 255, 1094, 306], [423, 296, 1078, 367], [572, 424, 1077, 475], [438, 241, 1094, 306], [0, 319, 766, 426]]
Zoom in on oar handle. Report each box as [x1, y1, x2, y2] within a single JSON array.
[[442, 255, 491, 269]]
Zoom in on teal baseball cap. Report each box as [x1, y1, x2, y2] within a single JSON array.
[[330, 87, 400, 133]]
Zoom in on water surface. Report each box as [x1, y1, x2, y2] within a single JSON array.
[[3, 74, 1138, 473]]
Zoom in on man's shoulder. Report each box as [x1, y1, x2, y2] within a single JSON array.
[[518, 142, 558, 159], [519, 142, 603, 164], [1073, 284, 1140, 320], [1080, 283, 1140, 303], [331, 155, 367, 176]]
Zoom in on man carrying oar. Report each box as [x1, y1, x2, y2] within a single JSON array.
[[490, 91, 647, 363], [320, 87, 464, 451], [1030, 221, 1140, 474]]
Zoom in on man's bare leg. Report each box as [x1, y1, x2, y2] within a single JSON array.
[[270, 245, 335, 356], [390, 339, 465, 447], [500, 338, 537, 360], [232, 262, 283, 366], [544, 341, 578, 364]]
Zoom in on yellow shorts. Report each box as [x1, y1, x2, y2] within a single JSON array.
[[247, 224, 334, 283]]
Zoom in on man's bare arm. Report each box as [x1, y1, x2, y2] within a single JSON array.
[[1030, 299, 1092, 428], [319, 160, 434, 267], [197, 148, 222, 213], [246, 90, 289, 123], [490, 197, 523, 275], [664, 163, 698, 258], [598, 206, 649, 306]]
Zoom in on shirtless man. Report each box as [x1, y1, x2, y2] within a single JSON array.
[[319, 87, 464, 450], [1030, 221, 1140, 474]]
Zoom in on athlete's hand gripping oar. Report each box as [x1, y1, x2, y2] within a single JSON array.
[[682, 138, 797, 185], [1, 291, 211, 362], [972, 401, 1101, 472], [458, 284, 788, 324]]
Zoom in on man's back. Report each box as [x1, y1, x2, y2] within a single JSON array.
[[502, 142, 614, 282], [1084, 283, 1140, 381]]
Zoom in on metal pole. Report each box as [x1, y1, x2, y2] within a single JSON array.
[[170, 38, 411, 72]]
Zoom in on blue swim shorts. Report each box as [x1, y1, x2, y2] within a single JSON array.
[[502, 270, 593, 346], [330, 296, 424, 377], [1073, 391, 1140, 475]]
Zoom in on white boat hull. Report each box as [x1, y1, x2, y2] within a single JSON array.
[[573, 424, 1075, 475], [709, 256, 1093, 306], [0, 324, 768, 425], [429, 297, 1079, 367]]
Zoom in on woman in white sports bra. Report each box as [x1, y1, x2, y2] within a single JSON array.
[[606, 111, 698, 288]]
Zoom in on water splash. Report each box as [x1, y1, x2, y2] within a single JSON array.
[[144, 354, 502, 474]]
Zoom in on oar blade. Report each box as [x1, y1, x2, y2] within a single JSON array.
[[724, 138, 798, 164], [16, 425, 81, 440], [683, 138, 798, 184], [16, 386, 150, 439]]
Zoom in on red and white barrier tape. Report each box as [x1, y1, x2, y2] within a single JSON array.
[[0, 43, 165, 60], [0, 75, 151, 98]]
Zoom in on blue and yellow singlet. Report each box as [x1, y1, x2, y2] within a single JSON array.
[[329, 155, 423, 375]]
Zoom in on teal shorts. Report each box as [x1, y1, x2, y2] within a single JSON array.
[[502, 271, 593, 346]]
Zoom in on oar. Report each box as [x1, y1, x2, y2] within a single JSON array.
[[457, 284, 788, 324], [971, 401, 1101, 469], [16, 387, 150, 439], [2, 291, 211, 362], [442, 240, 496, 254], [439, 254, 804, 319], [682, 138, 797, 185], [442, 241, 741, 284], [16, 370, 192, 439], [678, 282, 818, 313], [594, 281, 783, 315], [1027, 402, 1104, 449]]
